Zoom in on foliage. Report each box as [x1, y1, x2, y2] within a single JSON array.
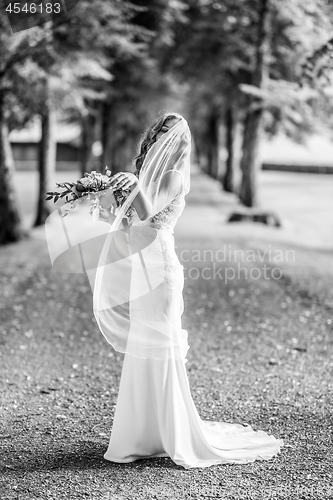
[[164, 0, 333, 142], [45, 167, 131, 219]]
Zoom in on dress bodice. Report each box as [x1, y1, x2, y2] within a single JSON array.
[[126, 191, 186, 234]]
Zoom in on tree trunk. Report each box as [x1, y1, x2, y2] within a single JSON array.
[[0, 92, 23, 245], [192, 136, 201, 166], [80, 110, 98, 176], [101, 100, 114, 172], [194, 132, 207, 171], [239, 110, 262, 206], [239, 0, 270, 207], [34, 85, 56, 227], [101, 103, 135, 174], [113, 129, 137, 173], [223, 104, 235, 193], [206, 109, 219, 179]]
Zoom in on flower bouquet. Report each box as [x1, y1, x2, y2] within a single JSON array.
[[45, 167, 133, 221]]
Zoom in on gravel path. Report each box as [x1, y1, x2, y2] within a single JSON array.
[[1, 166, 332, 499]]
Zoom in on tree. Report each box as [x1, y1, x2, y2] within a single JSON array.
[[100, 0, 189, 174], [167, 0, 333, 205], [239, 0, 271, 207], [0, 90, 22, 244], [0, 1, 148, 237], [163, 0, 254, 189], [238, 0, 333, 206], [0, 15, 47, 244], [31, 1, 135, 223], [34, 74, 57, 226]]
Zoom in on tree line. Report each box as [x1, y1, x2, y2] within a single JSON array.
[[1, 0, 333, 245]]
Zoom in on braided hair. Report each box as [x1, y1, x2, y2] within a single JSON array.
[[133, 112, 183, 177]]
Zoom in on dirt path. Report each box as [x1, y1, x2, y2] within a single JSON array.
[[1, 165, 332, 499]]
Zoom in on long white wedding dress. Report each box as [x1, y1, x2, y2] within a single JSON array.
[[103, 188, 284, 470]]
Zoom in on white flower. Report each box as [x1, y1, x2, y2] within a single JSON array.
[[78, 177, 91, 188]]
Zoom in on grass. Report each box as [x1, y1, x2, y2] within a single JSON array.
[[0, 165, 332, 499]]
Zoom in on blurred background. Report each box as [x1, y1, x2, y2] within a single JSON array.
[[0, 0, 333, 245]]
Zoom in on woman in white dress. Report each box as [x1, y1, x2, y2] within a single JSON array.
[[93, 112, 284, 469]]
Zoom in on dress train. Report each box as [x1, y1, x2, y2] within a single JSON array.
[[104, 353, 284, 470]]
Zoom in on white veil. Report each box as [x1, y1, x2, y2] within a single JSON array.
[[45, 115, 191, 361]]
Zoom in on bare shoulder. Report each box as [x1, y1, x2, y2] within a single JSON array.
[[160, 170, 183, 192]]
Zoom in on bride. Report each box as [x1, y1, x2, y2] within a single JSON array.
[[92, 112, 284, 469], [45, 112, 284, 470]]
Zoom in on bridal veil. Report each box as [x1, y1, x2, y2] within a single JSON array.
[[45, 116, 191, 361]]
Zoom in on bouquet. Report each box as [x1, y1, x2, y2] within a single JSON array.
[[45, 167, 134, 221]]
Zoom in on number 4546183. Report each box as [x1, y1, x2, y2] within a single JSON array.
[[6, 3, 61, 14]]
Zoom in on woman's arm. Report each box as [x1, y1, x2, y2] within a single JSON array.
[[108, 171, 152, 220], [109, 170, 183, 221], [130, 184, 153, 220]]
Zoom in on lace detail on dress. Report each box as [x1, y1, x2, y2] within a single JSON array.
[[127, 189, 185, 290], [157, 231, 184, 291], [127, 191, 185, 234]]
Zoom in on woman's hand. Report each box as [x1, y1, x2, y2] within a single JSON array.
[[108, 171, 153, 221], [109, 172, 138, 191]]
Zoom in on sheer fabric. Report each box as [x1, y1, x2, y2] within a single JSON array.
[[108, 116, 191, 226], [45, 116, 191, 361], [93, 117, 191, 361]]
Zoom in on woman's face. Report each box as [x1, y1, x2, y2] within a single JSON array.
[[155, 117, 181, 141]]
